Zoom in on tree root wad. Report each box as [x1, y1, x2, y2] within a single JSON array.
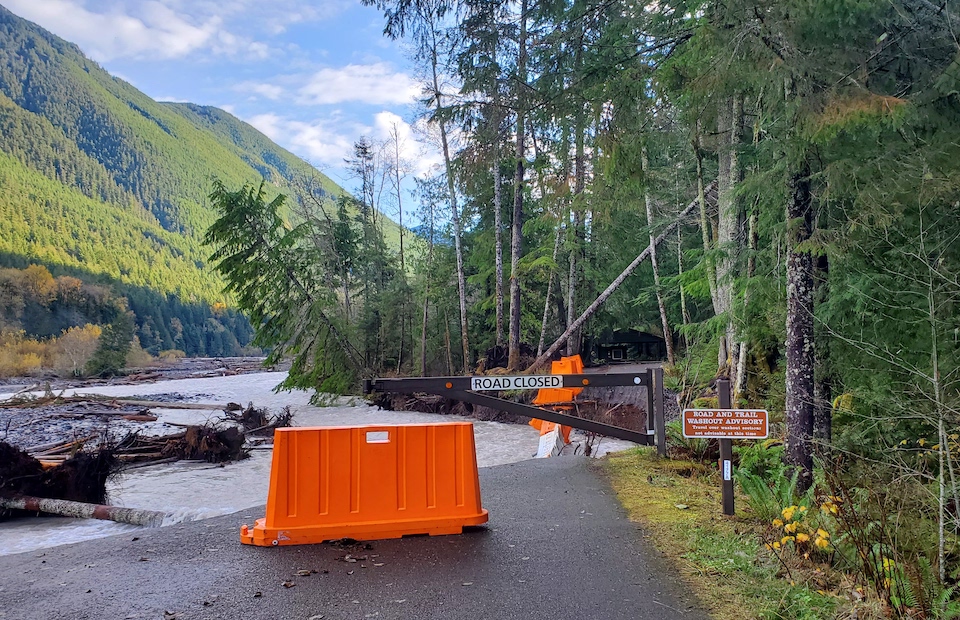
[[0, 442, 116, 519], [0, 424, 250, 521]]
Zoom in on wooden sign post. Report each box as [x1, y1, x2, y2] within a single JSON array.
[[681, 379, 768, 516]]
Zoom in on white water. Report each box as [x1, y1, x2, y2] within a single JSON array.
[[0, 372, 633, 556]]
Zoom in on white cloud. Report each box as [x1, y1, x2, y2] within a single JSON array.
[[1, 0, 342, 62], [3, 0, 226, 61], [245, 112, 359, 168], [297, 63, 421, 106], [235, 81, 285, 101], [372, 111, 442, 177]]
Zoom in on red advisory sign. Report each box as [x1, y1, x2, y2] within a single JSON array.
[[682, 409, 768, 439]]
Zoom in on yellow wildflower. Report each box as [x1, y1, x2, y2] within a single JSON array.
[[772, 541, 782, 549], [816, 529, 830, 539], [798, 506, 808, 512], [782, 506, 797, 521], [796, 532, 810, 543], [772, 518, 784, 528], [781, 536, 795, 545], [815, 538, 829, 549], [784, 522, 798, 534]]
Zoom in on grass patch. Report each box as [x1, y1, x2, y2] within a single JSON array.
[[602, 448, 842, 620]]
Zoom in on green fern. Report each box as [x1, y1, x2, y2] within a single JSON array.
[[665, 419, 713, 462], [736, 466, 815, 523]]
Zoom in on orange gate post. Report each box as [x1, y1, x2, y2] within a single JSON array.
[[241, 422, 488, 547]]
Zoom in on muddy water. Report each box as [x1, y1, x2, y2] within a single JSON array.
[[0, 372, 633, 556]]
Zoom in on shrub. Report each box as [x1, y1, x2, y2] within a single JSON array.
[[737, 465, 814, 524], [665, 419, 718, 463], [51, 324, 101, 377], [736, 440, 785, 479]]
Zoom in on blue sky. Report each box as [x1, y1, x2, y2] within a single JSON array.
[[2, 0, 441, 194]]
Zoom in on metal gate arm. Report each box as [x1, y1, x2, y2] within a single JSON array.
[[367, 373, 649, 393], [447, 391, 653, 445]]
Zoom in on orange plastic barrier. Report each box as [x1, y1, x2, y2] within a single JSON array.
[[528, 419, 572, 444], [240, 423, 488, 547], [532, 354, 584, 406]]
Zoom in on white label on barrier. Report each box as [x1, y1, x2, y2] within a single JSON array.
[[366, 431, 390, 443], [535, 427, 564, 458], [470, 375, 563, 391], [723, 460, 732, 481]]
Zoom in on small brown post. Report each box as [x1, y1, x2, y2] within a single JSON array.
[[654, 367, 666, 457], [717, 378, 734, 515]]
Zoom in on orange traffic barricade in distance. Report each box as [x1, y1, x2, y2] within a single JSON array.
[[528, 419, 572, 444], [530, 355, 582, 450], [532, 355, 584, 407], [240, 422, 488, 547]]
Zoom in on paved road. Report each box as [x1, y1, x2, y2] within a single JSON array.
[[0, 457, 710, 620]]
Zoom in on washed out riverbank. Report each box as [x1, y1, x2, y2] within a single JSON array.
[[0, 371, 633, 556]]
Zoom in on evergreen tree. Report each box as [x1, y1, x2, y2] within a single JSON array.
[[86, 308, 134, 377]]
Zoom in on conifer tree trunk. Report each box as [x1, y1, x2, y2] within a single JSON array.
[[507, 0, 527, 371], [493, 154, 504, 346], [642, 144, 674, 365], [567, 118, 587, 355], [443, 307, 454, 375], [420, 203, 435, 377], [693, 124, 720, 315], [716, 96, 744, 374], [430, 47, 470, 374], [565, 50, 585, 358], [734, 209, 758, 401], [392, 125, 406, 273], [813, 253, 831, 449], [785, 159, 815, 492], [538, 224, 563, 357], [420, 286, 429, 376], [492, 77, 505, 347], [678, 227, 690, 327], [391, 130, 406, 372]]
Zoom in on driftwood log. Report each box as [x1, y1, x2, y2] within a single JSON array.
[[0, 496, 169, 527]]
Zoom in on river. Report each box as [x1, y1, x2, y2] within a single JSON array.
[[0, 372, 633, 556]]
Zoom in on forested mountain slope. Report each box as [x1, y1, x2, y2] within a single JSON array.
[[0, 5, 369, 357]]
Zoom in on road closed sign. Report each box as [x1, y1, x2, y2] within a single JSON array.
[[682, 409, 768, 439]]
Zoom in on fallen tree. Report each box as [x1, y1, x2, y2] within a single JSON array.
[[527, 181, 717, 372], [0, 496, 168, 527]]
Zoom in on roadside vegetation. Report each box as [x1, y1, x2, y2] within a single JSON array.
[[201, 2, 959, 614], [606, 421, 959, 619], [0, 324, 165, 380]]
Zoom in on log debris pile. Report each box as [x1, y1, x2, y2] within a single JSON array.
[[0, 395, 294, 522], [223, 403, 294, 436], [111, 426, 248, 465]]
